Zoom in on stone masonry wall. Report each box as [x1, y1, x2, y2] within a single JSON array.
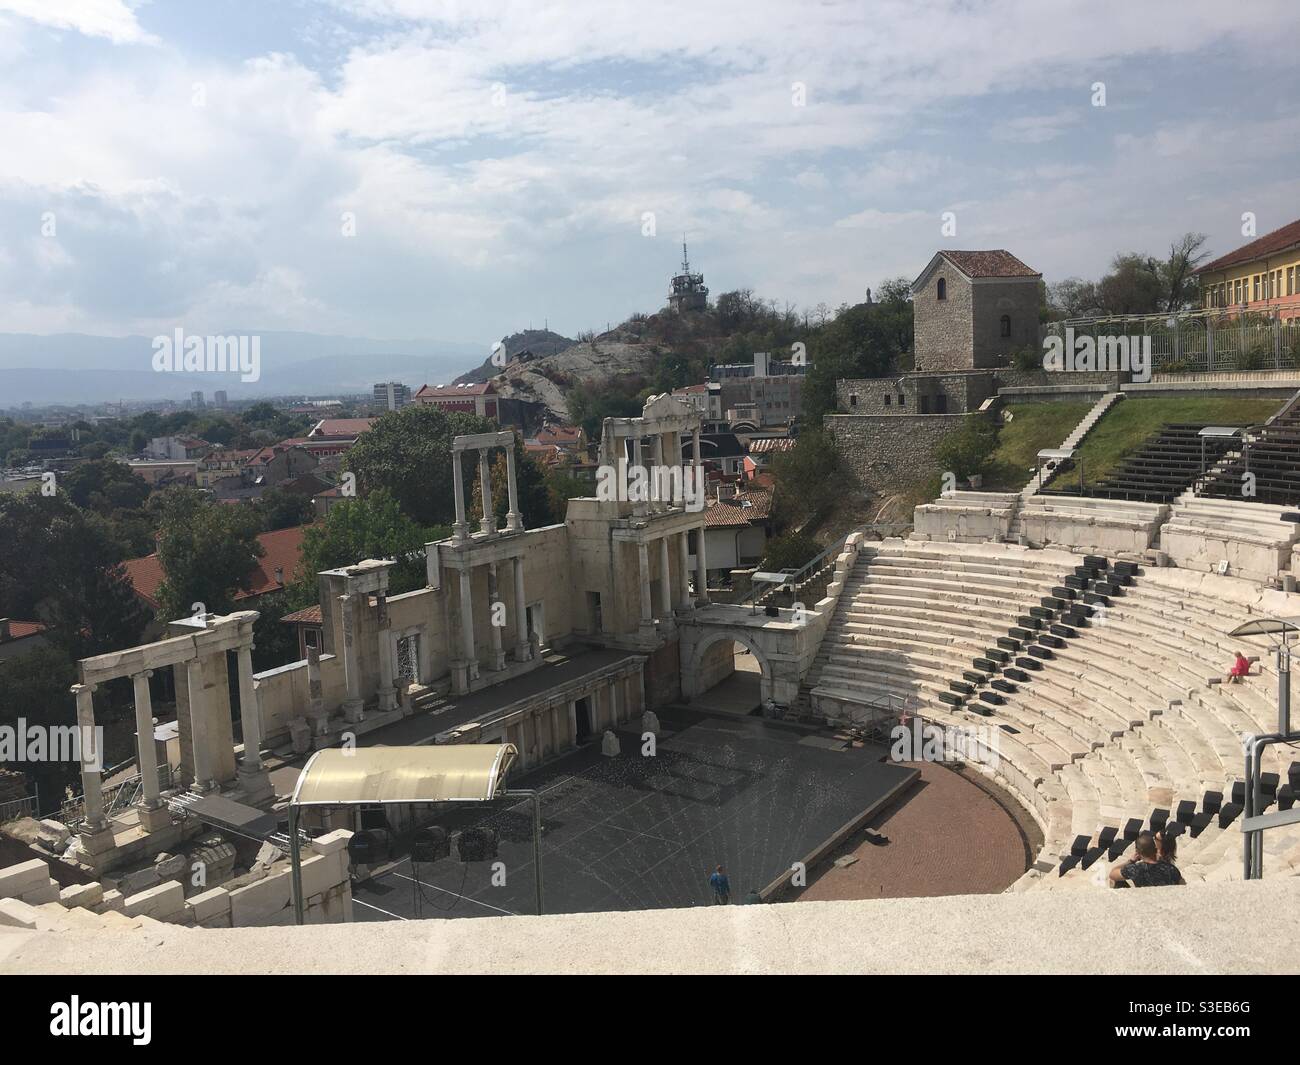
[[971, 280, 1040, 366], [914, 268, 972, 372], [826, 411, 991, 493]]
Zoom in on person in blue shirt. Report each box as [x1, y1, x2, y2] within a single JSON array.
[[708, 864, 731, 904]]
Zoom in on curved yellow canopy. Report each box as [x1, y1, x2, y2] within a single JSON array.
[[290, 744, 518, 807]]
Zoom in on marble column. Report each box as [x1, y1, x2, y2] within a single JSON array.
[[478, 449, 496, 535], [694, 522, 709, 604], [185, 656, 216, 791], [339, 593, 365, 723], [306, 644, 328, 735], [631, 432, 647, 516], [452, 450, 469, 543], [678, 530, 692, 608], [459, 567, 478, 684], [234, 648, 264, 769], [505, 447, 524, 532], [513, 556, 530, 662], [658, 536, 673, 618], [487, 562, 506, 670], [234, 646, 273, 802], [72, 683, 108, 835], [652, 433, 666, 512], [375, 593, 398, 712], [131, 671, 170, 831], [637, 541, 653, 633]]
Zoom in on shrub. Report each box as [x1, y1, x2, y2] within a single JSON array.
[[933, 418, 999, 481]]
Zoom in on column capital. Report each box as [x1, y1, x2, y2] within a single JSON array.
[[71, 682, 96, 696]]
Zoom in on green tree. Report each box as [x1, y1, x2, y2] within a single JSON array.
[[254, 487, 315, 532], [0, 646, 80, 804], [933, 418, 999, 481], [154, 489, 263, 621], [294, 489, 444, 606], [0, 493, 149, 658], [770, 430, 843, 528], [344, 405, 493, 527], [61, 459, 150, 513]]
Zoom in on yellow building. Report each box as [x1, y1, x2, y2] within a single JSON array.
[[1197, 218, 1300, 321]]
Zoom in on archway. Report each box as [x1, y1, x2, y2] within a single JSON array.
[[685, 630, 772, 714]]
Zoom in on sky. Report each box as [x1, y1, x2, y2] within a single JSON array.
[[2, 0, 1299, 351]]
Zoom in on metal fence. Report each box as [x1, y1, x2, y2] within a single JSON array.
[[1043, 300, 1300, 375], [0, 794, 38, 824]]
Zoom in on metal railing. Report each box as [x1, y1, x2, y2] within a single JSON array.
[[60, 763, 174, 829], [1044, 301, 1300, 375], [0, 794, 38, 824]]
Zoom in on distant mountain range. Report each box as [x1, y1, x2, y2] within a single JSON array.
[[0, 331, 486, 405]]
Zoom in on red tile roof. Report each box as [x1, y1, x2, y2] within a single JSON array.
[[703, 486, 774, 528], [534, 425, 583, 446], [122, 525, 307, 610], [416, 382, 496, 397], [309, 418, 376, 439], [0, 620, 46, 644], [281, 605, 322, 625], [939, 250, 1040, 278], [1197, 218, 1300, 275]]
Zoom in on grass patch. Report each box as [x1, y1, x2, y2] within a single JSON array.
[[982, 401, 1092, 491], [1068, 394, 1282, 487]]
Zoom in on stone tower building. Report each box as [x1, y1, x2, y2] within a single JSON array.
[[912, 250, 1041, 371]]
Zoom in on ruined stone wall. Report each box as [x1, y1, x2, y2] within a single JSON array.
[[825, 411, 991, 494]]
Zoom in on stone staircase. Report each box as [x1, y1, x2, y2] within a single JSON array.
[[1007, 391, 1124, 541]]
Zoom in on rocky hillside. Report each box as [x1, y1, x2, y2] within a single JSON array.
[[454, 328, 575, 385]]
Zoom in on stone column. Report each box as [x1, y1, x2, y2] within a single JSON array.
[[375, 593, 398, 712], [478, 449, 496, 535], [234, 647, 263, 770], [652, 433, 666, 512], [694, 522, 709, 604], [658, 536, 673, 618], [131, 671, 170, 832], [631, 432, 647, 516], [72, 683, 109, 836], [513, 556, 530, 662], [505, 447, 523, 532], [459, 567, 479, 685], [487, 562, 506, 670], [234, 646, 273, 802], [185, 657, 216, 791], [678, 530, 692, 608], [637, 541, 653, 634], [306, 644, 329, 736], [452, 449, 469, 543], [339, 593, 365, 723]]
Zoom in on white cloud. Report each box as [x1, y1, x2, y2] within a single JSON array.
[[0, 0, 156, 45]]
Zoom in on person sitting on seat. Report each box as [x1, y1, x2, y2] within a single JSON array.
[[1226, 651, 1251, 684], [1108, 831, 1184, 888]]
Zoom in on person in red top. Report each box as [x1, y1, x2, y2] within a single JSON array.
[[1226, 651, 1251, 684]]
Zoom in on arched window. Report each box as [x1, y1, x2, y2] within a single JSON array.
[[999, 314, 1012, 338], [936, 277, 947, 301]]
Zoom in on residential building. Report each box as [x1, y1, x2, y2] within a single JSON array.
[[121, 525, 308, 636], [0, 618, 48, 664], [1197, 218, 1300, 320], [146, 435, 212, 461], [373, 382, 412, 411], [414, 381, 499, 419]]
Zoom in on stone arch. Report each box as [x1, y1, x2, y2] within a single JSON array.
[[682, 628, 774, 705]]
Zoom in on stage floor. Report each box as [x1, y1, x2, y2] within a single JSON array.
[[352, 708, 917, 921]]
